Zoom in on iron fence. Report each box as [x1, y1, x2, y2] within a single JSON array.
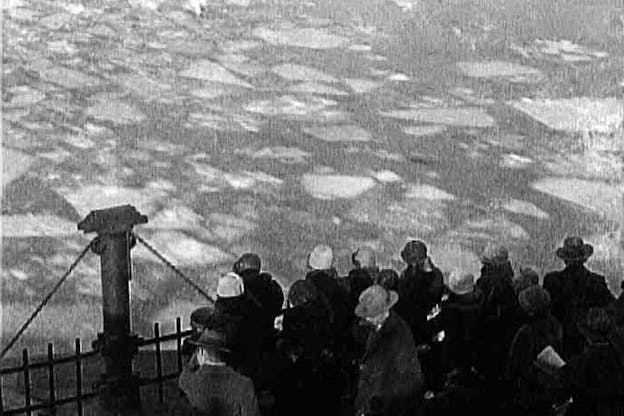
[[0, 317, 194, 415]]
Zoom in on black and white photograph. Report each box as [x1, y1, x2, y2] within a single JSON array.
[[1, 0, 623, 414]]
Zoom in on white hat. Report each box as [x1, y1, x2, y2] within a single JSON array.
[[217, 272, 244, 298], [448, 270, 475, 295], [308, 244, 334, 270]]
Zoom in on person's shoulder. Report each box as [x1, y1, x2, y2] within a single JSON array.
[[543, 270, 563, 283]]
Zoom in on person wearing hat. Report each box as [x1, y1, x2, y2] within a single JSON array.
[[543, 236, 615, 359], [557, 307, 624, 416], [473, 243, 522, 400], [395, 240, 445, 346], [346, 246, 377, 315], [213, 272, 264, 385], [354, 285, 424, 416], [305, 244, 350, 342], [233, 253, 285, 340], [178, 328, 261, 416], [273, 280, 338, 416], [504, 286, 564, 415], [182, 306, 216, 364]]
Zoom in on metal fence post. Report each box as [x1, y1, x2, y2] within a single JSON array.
[[78, 205, 148, 414]]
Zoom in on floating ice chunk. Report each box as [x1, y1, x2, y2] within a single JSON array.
[[244, 95, 341, 120], [38, 66, 102, 89], [87, 99, 146, 124], [531, 177, 622, 221], [272, 63, 338, 83], [304, 125, 371, 142], [405, 184, 456, 200], [500, 153, 534, 169], [3, 148, 34, 186], [179, 60, 254, 88], [190, 84, 232, 99], [403, 125, 446, 137], [509, 97, 624, 134], [381, 107, 496, 127], [235, 146, 311, 164], [371, 170, 403, 183], [560, 54, 593, 62], [288, 82, 348, 96], [457, 61, 542, 81], [133, 231, 233, 266], [344, 78, 382, 94], [116, 74, 172, 100], [501, 199, 550, 219], [252, 27, 349, 49], [349, 44, 372, 52], [542, 151, 622, 182], [448, 216, 531, 242], [302, 174, 376, 200], [147, 204, 206, 232], [387, 73, 410, 82], [207, 213, 256, 244], [64, 135, 95, 149], [225, 0, 250, 6], [224, 171, 283, 189], [222, 40, 261, 52], [2, 214, 77, 237], [6, 86, 45, 107], [59, 185, 169, 217]]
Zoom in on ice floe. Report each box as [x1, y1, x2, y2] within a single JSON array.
[[235, 146, 311, 164], [457, 61, 542, 82], [381, 107, 496, 128], [86, 99, 146, 124], [509, 97, 624, 134], [448, 216, 531, 243], [301, 174, 377, 200], [371, 170, 403, 183], [344, 78, 382, 94], [501, 199, 550, 220], [38, 65, 102, 89], [2, 214, 77, 237], [64, 135, 95, 149], [185, 112, 261, 133], [531, 178, 622, 221], [224, 170, 283, 189], [349, 44, 372, 52], [272, 63, 338, 83], [288, 82, 348, 96], [179, 60, 254, 88], [58, 184, 170, 217], [244, 95, 344, 121], [303, 125, 372, 142], [403, 125, 446, 137], [3, 148, 35, 186], [252, 27, 349, 49], [387, 73, 410, 82], [206, 213, 256, 244], [542, 151, 623, 183], [146, 204, 206, 232], [405, 184, 456, 200], [115, 73, 172, 100], [190, 84, 233, 99], [500, 153, 534, 169], [6, 86, 45, 107], [133, 231, 233, 266]]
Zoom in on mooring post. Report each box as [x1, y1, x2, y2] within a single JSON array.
[[78, 205, 148, 414]]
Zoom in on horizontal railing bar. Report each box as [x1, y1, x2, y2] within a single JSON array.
[[2, 391, 98, 415], [138, 329, 193, 346], [1, 350, 99, 375]]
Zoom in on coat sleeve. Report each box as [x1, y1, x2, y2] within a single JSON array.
[[242, 379, 261, 416], [504, 326, 534, 384], [590, 275, 615, 306]]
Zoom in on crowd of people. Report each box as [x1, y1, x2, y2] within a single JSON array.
[[177, 236, 624, 416]]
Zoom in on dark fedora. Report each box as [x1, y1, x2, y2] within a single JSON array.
[[556, 236, 593, 262]]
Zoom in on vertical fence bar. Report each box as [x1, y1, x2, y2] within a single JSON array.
[[154, 323, 164, 403], [0, 367, 4, 414], [48, 343, 56, 415], [175, 317, 183, 373], [23, 348, 32, 416], [75, 338, 83, 416]]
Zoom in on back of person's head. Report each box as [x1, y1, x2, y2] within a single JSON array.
[[514, 266, 539, 293], [376, 268, 399, 292], [308, 244, 334, 270], [233, 253, 261, 275], [288, 279, 319, 308], [352, 246, 377, 270], [217, 272, 245, 299], [579, 307, 617, 343], [400, 240, 428, 265], [518, 286, 551, 318]]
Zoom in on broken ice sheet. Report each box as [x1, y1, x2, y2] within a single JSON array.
[[252, 27, 349, 49], [301, 174, 377, 200], [303, 125, 372, 142], [272, 63, 338, 83], [235, 146, 311, 164]]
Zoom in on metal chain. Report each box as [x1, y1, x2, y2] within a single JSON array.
[[0, 238, 96, 360], [131, 231, 214, 304]]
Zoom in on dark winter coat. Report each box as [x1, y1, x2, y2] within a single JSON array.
[[395, 264, 444, 345], [543, 265, 615, 358], [305, 269, 350, 341], [346, 268, 375, 314], [356, 312, 424, 416], [432, 291, 482, 373], [558, 331, 624, 416], [504, 314, 563, 413], [279, 300, 333, 362], [239, 270, 284, 320], [178, 364, 260, 416], [475, 261, 522, 380], [214, 296, 264, 381]]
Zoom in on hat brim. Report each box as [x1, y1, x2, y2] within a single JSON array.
[[556, 244, 593, 261], [355, 291, 399, 318], [449, 287, 473, 296]]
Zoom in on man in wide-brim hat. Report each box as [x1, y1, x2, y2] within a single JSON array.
[[543, 236, 615, 359], [354, 285, 424, 416], [179, 328, 261, 416]]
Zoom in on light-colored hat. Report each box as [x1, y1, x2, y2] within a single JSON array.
[[216, 272, 244, 298], [448, 270, 475, 295], [481, 244, 509, 265], [355, 285, 399, 318], [308, 244, 334, 270], [352, 246, 376, 269]]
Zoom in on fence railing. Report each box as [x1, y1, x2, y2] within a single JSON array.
[[0, 317, 194, 415]]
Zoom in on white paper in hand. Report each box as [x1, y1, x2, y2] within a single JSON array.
[[536, 345, 566, 370]]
